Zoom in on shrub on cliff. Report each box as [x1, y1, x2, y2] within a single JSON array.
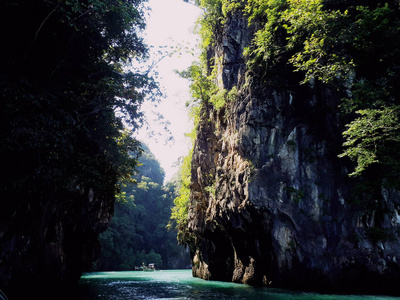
[[244, 0, 400, 182]]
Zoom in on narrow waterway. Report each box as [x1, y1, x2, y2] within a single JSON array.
[[78, 269, 396, 300]]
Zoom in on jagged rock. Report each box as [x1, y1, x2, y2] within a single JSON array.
[[186, 8, 400, 295]]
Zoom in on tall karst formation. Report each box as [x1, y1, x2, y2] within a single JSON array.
[[180, 0, 400, 294]]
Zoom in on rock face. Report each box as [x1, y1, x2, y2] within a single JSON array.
[[0, 186, 114, 297], [186, 9, 400, 294]]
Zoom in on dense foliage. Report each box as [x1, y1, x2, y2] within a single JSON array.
[[0, 0, 159, 226], [96, 145, 190, 270], [0, 1, 167, 288]]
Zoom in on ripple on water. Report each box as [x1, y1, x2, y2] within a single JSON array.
[[79, 270, 399, 300]]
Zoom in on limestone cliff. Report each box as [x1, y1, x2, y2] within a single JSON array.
[[185, 6, 400, 294]]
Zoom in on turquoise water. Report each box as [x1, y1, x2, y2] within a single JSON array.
[[78, 269, 397, 300]]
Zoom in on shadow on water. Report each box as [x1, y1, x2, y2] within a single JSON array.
[[77, 270, 397, 300]]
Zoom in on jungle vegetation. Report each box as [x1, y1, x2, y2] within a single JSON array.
[[0, 0, 158, 232], [95, 144, 191, 270]]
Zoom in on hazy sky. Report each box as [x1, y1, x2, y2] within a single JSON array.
[[135, 0, 201, 182]]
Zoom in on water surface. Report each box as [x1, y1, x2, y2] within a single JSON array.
[[79, 269, 396, 300]]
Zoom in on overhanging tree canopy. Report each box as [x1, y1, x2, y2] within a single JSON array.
[[0, 0, 160, 216]]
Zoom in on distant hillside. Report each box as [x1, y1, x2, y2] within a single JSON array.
[[95, 143, 190, 270]]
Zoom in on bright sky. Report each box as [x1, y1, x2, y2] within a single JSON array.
[[135, 0, 201, 182]]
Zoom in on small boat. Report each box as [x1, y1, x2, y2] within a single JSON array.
[[142, 263, 155, 271]]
